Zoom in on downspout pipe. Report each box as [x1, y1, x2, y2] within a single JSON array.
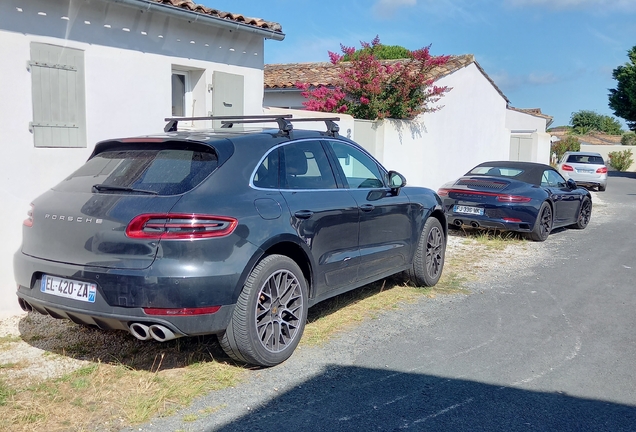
[[100, 0, 286, 41]]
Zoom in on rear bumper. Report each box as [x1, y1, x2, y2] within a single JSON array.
[[16, 293, 234, 336], [13, 246, 259, 336], [446, 215, 533, 232]]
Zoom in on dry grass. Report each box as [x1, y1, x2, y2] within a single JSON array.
[[0, 228, 520, 431]]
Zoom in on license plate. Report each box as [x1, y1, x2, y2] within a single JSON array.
[[577, 169, 594, 173], [454, 205, 484, 215], [40, 275, 97, 303]]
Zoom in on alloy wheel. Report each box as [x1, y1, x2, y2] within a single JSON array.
[[255, 269, 304, 353], [426, 226, 444, 279], [540, 206, 552, 237]]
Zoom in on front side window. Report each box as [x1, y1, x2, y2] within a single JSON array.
[[327, 141, 384, 189], [541, 169, 567, 187], [281, 141, 337, 190]]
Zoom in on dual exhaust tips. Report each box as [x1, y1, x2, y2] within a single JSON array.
[[129, 322, 180, 342], [454, 219, 480, 228]]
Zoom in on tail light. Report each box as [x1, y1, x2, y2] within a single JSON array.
[[126, 214, 238, 240], [596, 166, 608, 174], [23, 204, 34, 227], [496, 195, 532, 203], [438, 189, 531, 203], [561, 164, 574, 171], [503, 217, 522, 223]]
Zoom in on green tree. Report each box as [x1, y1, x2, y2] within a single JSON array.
[[609, 46, 636, 131], [551, 135, 580, 162], [570, 110, 622, 135]]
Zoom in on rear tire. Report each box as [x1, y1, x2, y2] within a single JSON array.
[[528, 202, 552, 242], [407, 217, 445, 286], [219, 255, 308, 367], [571, 196, 592, 229], [598, 185, 606, 192]]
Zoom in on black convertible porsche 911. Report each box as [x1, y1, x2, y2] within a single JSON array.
[[438, 161, 592, 241]]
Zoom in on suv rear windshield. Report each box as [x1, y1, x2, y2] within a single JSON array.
[[566, 154, 604, 164], [55, 145, 218, 196]]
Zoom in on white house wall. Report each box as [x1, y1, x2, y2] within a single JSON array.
[[0, 0, 268, 317], [367, 63, 510, 192]]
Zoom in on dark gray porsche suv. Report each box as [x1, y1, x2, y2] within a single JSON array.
[[14, 115, 446, 366]]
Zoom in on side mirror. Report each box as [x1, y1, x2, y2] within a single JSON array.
[[388, 171, 406, 194], [566, 178, 577, 190]]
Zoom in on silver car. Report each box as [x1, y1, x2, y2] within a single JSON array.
[[557, 151, 608, 191]]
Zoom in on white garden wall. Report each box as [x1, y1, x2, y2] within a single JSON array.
[[580, 144, 636, 172], [0, 0, 271, 317]]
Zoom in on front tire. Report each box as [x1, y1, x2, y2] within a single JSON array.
[[528, 202, 552, 242], [571, 196, 592, 229], [220, 255, 308, 367], [407, 217, 446, 286]]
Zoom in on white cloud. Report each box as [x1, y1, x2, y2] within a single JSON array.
[[372, 0, 417, 19], [490, 71, 561, 92], [506, 0, 636, 10]]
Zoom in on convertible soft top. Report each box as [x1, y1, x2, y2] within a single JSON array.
[[467, 161, 556, 187]]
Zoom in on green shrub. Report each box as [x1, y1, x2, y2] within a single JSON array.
[[551, 135, 581, 162], [621, 132, 636, 145], [608, 149, 634, 171]]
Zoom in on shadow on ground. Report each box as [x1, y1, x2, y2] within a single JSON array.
[[207, 364, 636, 432], [608, 171, 636, 179]]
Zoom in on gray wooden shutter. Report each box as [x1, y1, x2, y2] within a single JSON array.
[[29, 43, 86, 148], [212, 71, 244, 129]]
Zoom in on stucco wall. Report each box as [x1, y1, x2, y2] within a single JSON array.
[[0, 0, 268, 317], [506, 109, 551, 164], [356, 63, 510, 192]]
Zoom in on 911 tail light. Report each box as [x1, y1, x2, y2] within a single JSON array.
[[561, 164, 574, 171], [437, 188, 531, 203], [126, 214, 238, 240], [596, 166, 608, 174], [23, 204, 34, 227]]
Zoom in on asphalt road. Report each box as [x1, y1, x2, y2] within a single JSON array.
[[130, 172, 636, 432]]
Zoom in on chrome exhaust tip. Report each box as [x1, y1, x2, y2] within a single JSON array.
[[148, 324, 179, 342], [129, 323, 151, 341]]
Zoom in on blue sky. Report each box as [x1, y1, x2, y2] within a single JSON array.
[[208, 0, 636, 128]]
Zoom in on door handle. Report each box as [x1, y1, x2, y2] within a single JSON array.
[[359, 204, 375, 212], [294, 210, 314, 219]]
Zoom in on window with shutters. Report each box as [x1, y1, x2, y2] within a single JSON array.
[[29, 43, 87, 148]]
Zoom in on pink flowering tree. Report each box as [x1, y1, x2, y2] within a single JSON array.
[[297, 36, 451, 120]]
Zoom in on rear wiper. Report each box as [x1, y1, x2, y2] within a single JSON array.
[[92, 184, 158, 195]]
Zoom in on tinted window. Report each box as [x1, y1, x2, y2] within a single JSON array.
[[541, 169, 566, 187], [327, 141, 384, 188], [468, 166, 524, 177], [566, 154, 605, 164], [55, 147, 218, 195], [253, 148, 280, 189], [281, 141, 337, 190]]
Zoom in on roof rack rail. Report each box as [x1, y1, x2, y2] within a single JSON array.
[[220, 116, 341, 137], [163, 114, 293, 133]]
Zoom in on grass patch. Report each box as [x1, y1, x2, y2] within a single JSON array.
[[0, 226, 522, 430]]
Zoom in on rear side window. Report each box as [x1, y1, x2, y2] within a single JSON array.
[[55, 146, 218, 195], [468, 166, 524, 177], [566, 154, 605, 164]]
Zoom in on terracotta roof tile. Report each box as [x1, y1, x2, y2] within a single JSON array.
[[151, 0, 283, 33], [265, 55, 474, 89]]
